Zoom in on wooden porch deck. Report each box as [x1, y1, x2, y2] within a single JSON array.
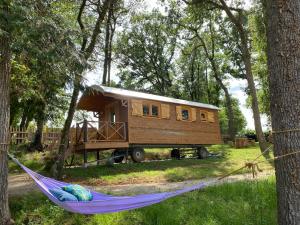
[[74, 120, 128, 152], [75, 141, 129, 151]]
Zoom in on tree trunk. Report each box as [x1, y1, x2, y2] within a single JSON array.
[[52, 78, 81, 179], [210, 60, 235, 141], [107, 26, 113, 86], [19, 112, 27, 129], [53, 0, 111, 179], [0, 2, 11, 224], [221, 81, 235, 141], [197, 32, 236, 141], [102, 4, 113, 85], [107, 13, 116, 86], [266, 1, 300, 224], [240, 32, 269, 156], [102, 20, 110, 85], [211, 63, 235, 141], [218, 0, 269, 155], [30, 116, 44, 151]]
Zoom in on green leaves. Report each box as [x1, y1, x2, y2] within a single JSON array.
[[8, 0, 79, 126], [116, 9, 180, 96]]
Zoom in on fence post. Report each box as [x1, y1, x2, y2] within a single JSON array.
[[83, 119, 88, 143], [76, 123, 79, 144]]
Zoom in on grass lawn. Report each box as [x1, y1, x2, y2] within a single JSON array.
[[62, 144, 274, 185], [9, 144, 274, 185], [9, 177, 277, 225]]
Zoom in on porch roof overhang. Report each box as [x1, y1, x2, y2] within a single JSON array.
[[77, 85, 220, 111], [77, 88, 116, 112]]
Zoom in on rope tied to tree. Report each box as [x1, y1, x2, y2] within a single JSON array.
[[272, 128, 300, 134], [217, 145, 273, 181], [0, 143, 10, 152]]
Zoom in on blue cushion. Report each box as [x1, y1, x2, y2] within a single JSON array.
[[62, 184, 93, 201], [49, 188, 78, 202]]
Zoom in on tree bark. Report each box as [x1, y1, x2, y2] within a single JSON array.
[[0, 2, 11, 224], [266, 0, 300, 224]]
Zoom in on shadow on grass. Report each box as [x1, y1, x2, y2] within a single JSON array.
[[63, 145, 234, 182]]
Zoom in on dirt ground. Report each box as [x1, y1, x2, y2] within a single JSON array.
[[8, 170, 274, 197]]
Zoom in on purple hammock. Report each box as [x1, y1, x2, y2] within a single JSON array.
[[9, 155, 210, 215]]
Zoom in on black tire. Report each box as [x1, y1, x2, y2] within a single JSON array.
[[130, 148, 145, 162], [171, 148, 181, 159], [111, 150, 125, 163], [197, 146, 209, 159]]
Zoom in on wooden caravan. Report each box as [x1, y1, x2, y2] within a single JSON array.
[[76, 85, 222, 163]]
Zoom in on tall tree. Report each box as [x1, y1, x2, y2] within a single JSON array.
[[181, 7, 237, 140], [217, 0, 269, 154], [188, 0, 269, 155], [177, 43, 216, 103], [53, 0, 112, 179], [102, 2, 114, 85], [8, 0, 75, 150], [219, 97, 246, 135], [0, 1, 11, 224], [266, 0, 300, 224], [116, 9, 180, 95], [249, 0, 270, 120]]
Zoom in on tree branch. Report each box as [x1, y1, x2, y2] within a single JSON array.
[[77, 0, 87, 52], [85, 0, 112, 59]]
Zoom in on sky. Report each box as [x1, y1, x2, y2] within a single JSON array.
[[84, 0, 269, 131]]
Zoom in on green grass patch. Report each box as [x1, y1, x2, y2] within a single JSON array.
[[8, 151, 46, 174], [8, 144, 274, 185], [9, 177, 277, 225], [63, 144, 274, 185]]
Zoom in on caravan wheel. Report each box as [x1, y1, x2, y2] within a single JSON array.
[[130, 148, 145, 162]]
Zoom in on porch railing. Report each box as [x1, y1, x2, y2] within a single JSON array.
[[75, 120, 127, 144]]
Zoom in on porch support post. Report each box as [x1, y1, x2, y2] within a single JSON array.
[[96, 151, 100, 165], [83, 149, 88, 168], [125, 148, 129, 163]]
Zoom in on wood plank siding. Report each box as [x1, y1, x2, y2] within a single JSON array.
[[127, 99, 222, 145]]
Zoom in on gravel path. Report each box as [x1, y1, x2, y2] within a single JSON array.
[[8, 170, 274, 197]]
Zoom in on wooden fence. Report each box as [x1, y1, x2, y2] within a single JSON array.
[[9, 127, 69, 150]]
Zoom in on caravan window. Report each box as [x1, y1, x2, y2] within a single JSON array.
[[151, 105, 159, 117], [200, 111, 208, 122], [110, 112, 116, 123], [143, 104, 150, 116], [182, 109, 189, 120]]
